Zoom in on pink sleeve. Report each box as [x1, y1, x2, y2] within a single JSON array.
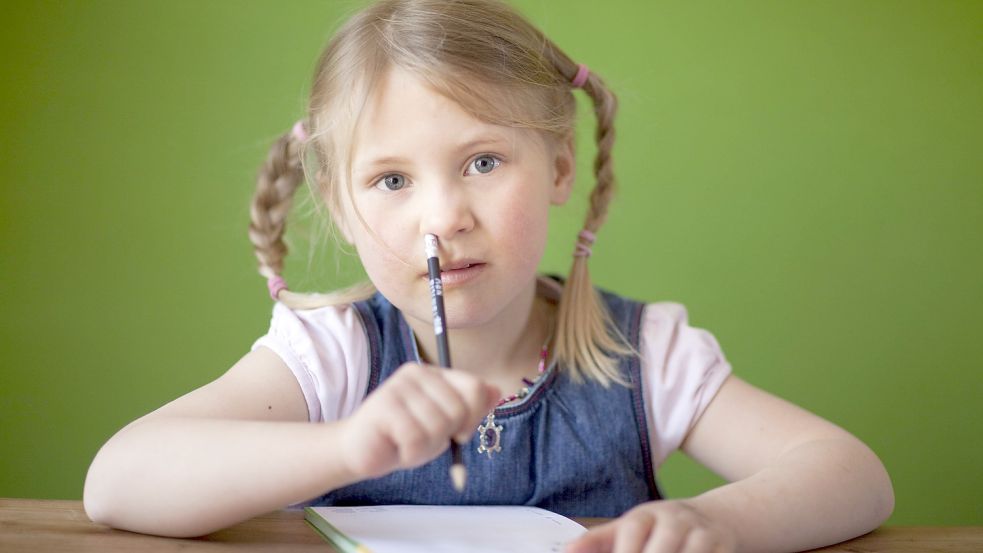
[[639, 302, 733, 469], [250, 301, 370, 423]]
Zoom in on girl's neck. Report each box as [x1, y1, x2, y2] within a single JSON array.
[[406, 277, 554, 383]]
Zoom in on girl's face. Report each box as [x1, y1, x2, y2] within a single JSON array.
[[335, 67, 574, 330]]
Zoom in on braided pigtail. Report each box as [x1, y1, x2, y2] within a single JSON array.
[[248, 122, 376, 309], [248, 122, 308, 305], [549, 57, 636, 386]]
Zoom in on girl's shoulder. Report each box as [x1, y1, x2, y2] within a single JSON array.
[[251, 300, 370, 423], [540, 273, 728, 373], [262, 299, 366, 339], [640, 300, 688, 319], [638, 300, 728, 366], [634, 300, 733, 468]]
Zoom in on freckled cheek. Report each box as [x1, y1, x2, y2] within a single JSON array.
[[494, 192, 551, 266], [346, 201, 416, 273]]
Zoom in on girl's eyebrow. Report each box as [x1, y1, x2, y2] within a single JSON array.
[[355, 155, 411, 175], [454, 134, 511, 153]]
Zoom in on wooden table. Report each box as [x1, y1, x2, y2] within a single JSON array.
[[2, 498, 981, 552]]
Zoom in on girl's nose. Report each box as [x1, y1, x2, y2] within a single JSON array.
[[418, 181, 475, 241]]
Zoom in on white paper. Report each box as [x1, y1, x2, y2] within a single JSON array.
[[309, 505, 587, 553]]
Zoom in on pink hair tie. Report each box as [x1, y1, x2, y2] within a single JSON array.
[[267, 275, 288, 301], [571, 64, 590, 88], [291, 120, 308, 142], [573, 229, 596, 258]]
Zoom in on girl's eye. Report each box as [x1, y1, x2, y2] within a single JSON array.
[[467, 155, 501, 175], [375, 174, 406, 191]]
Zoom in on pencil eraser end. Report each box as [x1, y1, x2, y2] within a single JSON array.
[[450, 464, 467, 492], [424, 234, 438, 258]]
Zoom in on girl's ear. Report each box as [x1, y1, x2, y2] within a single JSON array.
[[549, 133, 576, 205]]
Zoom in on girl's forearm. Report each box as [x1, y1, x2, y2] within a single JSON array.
[[83, 417, 357, 537], [686, 437, 895, 553]]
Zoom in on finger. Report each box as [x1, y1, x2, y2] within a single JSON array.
[[414, 368, 480, 444], [398, 364, 470, 436], [613, 512, 654, 553], [346, 398, 405, 478], [679, 528, 714, 553], [396, 364, 487, 445], [565, 521, 618, 553], [388, 397, 435, 466], [483, 381, 502, 408], [382, 367, 452, 462], [442, 367, 500, 405], [714, 537, 738, 553], [443, 371, 501, 432], [398, 375, 457, 444], [643, 517, 688, 553]]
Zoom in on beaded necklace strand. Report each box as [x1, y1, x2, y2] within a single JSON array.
[[477, 340, 550, 458], [494, 343, 549, 407]]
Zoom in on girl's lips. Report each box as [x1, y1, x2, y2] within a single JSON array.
[[426, 262, 487, 287]]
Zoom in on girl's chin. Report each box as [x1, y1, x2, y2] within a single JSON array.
[[445, 293, 521, 329], [441, 305, 494, 330]]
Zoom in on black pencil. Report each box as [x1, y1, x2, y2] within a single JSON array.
[[424, 233, 466, 492]]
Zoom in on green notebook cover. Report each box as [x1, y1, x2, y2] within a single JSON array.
[[305, 506, 369, 553]]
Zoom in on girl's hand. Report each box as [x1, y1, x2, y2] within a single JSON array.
[[566, 500, 737, 553], [340, 362, 500, 480]]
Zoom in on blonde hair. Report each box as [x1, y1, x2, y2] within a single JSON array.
[[248, 0, 635, 386]]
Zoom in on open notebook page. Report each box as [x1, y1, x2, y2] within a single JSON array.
[[307, 505, 587, 553]]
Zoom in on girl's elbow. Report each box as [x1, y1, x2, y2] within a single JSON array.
[[82, 456, 117, 527], [82, 457, 155, 535], [82, 484, 109, 527], [875, 466, 896, 525], [83, 484, 215, 538], [861, 442, 895, 526], [82, 465, 137, 532]]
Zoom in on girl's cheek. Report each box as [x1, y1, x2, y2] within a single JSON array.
[[363, 209, 415, 264], [502, 190, 549, 236], [352, 198, 402, 237]]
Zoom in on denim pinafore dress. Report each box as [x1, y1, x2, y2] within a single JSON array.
[[313, 280, 663, 517]]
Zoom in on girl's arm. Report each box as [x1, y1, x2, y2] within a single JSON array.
[[83, 346, 498, 538], [83, 346, 356, 537], [568, 375, 894, 553]]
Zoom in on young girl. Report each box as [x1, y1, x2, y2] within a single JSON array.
[[83, 0, 894, 551]]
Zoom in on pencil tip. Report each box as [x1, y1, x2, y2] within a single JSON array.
[[450, 464, 467, 492]]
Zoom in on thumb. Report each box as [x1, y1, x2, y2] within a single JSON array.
[[483, 383, 502, 410], [565, 522, 617, 553]]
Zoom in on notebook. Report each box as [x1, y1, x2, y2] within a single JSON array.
[[304, 504, 587, 553]]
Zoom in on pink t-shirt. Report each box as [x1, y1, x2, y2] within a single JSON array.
[[251, 280, 732, 469]]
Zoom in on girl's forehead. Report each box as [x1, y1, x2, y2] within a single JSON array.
[[348, 67, 541, 170], [357, 68, 499, 140]]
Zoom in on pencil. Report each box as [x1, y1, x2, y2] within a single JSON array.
[[424, 233, 467, 492]]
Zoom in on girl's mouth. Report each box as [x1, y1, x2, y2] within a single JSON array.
[[439, 263, 486, 286], [422, 262, 487, 286]]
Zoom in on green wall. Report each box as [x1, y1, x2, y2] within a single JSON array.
[[2, 0, 980, 525]]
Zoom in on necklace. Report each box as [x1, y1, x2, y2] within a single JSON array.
[[476, 341, 550, 458]]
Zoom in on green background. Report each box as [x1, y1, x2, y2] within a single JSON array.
[[2, 0, 980, 526]]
